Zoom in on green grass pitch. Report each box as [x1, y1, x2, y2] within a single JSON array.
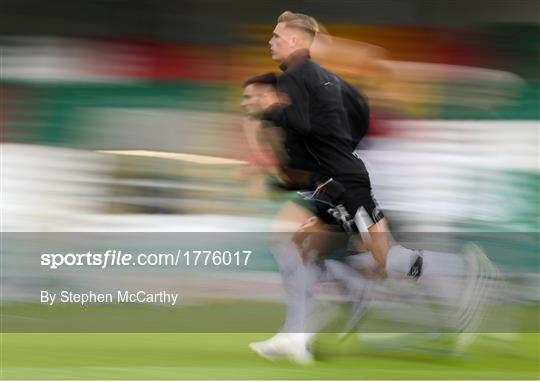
[[2, 331, 539, 379]]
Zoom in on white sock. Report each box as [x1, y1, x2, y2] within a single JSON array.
[[272, 243, 320, 337], [325, 259, 362, 293], [386, 245, 466, 277], [420, 250, 465, 277], [385, 244, 416, 276], [290, 332, 315, 347], [346, 252, 378, 271], [416, 250, 469, 318]]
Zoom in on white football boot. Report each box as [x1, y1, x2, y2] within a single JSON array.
[[249, 333, 314, 365]]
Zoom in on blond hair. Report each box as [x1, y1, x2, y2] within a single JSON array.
[[277, 11, 319, 37]]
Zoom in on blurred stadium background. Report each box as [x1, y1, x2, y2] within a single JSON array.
[[1, 0, 539, 379]]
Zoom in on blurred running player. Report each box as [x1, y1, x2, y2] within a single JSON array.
[[241, 73, 383, 363], [248, 10, 495, 362]]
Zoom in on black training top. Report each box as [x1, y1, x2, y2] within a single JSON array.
[[264, 49, 370, 184]]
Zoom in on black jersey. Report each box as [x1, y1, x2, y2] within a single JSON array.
[[264, 49, 370, 182]]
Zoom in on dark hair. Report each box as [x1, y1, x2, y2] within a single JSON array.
[[243, 72, 278, 88]]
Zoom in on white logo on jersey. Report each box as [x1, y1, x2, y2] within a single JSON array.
[[327, 204, 355, 232]]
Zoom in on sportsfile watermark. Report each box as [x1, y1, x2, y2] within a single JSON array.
[[1, 232, 539, 333], [41, 249, 253, 269]]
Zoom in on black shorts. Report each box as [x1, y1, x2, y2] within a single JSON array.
[[300, 176, 384, 233]]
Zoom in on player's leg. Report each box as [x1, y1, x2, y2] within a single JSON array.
[[327, 178, 423, 278], [250, 202, 327, 364], [363, 217, 393, 267], [347, 184, 496, 336], [251, 201, 377, 362], [272, 200, 328, 337]]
